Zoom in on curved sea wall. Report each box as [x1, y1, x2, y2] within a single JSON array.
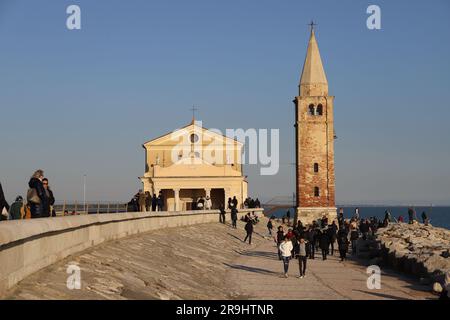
[[0, 208, 264, 296], [374, 223, 450, 287]]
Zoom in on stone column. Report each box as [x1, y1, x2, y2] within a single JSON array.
[[224, 188, 231, 209], [174, 189, 180, 212], [154, 187, 160, 211]]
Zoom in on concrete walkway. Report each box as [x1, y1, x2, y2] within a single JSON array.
[[227, 234, 435, 300], [5, 219, 436, 300]]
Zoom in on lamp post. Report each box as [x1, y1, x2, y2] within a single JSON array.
[[83, 174, 87, 214]]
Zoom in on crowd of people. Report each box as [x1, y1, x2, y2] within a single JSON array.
[[1, 170, 56, 220], [268, 207, 433, 279], [243, 197, 261, 209], [128, 190, 165, 212]]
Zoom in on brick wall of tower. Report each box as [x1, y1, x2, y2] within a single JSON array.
[[295, 95, 335, 208]]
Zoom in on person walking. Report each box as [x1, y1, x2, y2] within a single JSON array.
[[243, 219, 253, 244], [286, 210, 291, 225], [27, 170, 47, 219], [267, 218, 273, 236], [306, 226, 315, 259], [337, 228, 349, 261], [349, 219, 359, 255], [319, 229, 329, 260], [42, 178, 55, 217], [297, 237, 308, 278], [0, 182, 9, 220], [9, 196, 24, 220], [280, 236, 293, 278], [328, 221, 338, 256], [219, 204, 226, 224], [230, 207, 238, 229], [275, 226, 284, 260]]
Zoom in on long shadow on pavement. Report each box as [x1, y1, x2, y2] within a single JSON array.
[[223, 263, 279, 276], [234, 250, 279, 260]]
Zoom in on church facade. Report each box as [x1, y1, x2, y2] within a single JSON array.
[[140, 120, 248, 211], [294, 27, 337, 223]]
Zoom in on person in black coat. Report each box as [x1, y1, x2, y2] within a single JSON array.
[[305, 226, 315, 259], [319, 229, 329, 260], [0, 182, 10, 220], [275, 226, 285, 260], [327, 221, 338, 255], [230, 207, 238, 228], [42, 178, 55, 217], [232, 196, 238, 209], [219, 204, 226, 224], [243, 219, 253, 244], [151, 194, 157, 211], [28, 170, 47, 219], [337, 229, 349, 261]]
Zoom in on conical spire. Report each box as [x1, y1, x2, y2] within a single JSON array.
[[299, 26, 328, 96]]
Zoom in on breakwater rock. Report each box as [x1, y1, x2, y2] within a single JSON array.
[[375, 223, 450, 288]]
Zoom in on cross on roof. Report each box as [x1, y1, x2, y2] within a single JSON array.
[[190, 105, 199, 122], [308, 20, 317, 32]]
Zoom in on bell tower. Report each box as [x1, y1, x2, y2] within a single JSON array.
[[294, 24, 336, 224]]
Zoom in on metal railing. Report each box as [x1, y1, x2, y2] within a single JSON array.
[[53, 202, 129, 216]]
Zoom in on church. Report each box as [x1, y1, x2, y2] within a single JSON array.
[[140, 119, 248, 211]]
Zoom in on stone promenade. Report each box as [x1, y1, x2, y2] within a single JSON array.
[[227, 235, 433, 300], [5, 218, 435, 300]]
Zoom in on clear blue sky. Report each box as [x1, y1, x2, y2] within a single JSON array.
[[1, 0, 449, 205]]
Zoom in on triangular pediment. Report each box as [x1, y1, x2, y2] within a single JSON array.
[[144, 121, 243, 147]]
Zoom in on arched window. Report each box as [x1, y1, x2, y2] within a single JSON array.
[[314, 163, 319, 173], [316, 104, 323, 116], [314, 187, 320, 197], [308, 104, 315, 116]]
